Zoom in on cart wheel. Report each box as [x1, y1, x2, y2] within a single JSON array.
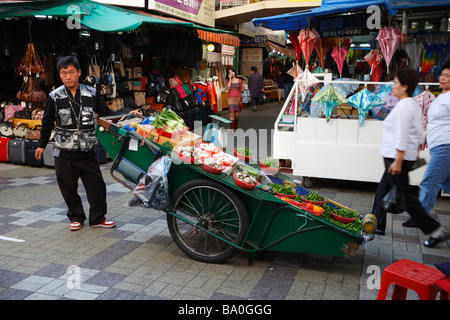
[[167, 178, 249, 263], [302, 177, 313, 188]]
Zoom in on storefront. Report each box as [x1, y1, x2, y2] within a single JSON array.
[[252, 0, 449, 186], [0, 0, 238, 164]]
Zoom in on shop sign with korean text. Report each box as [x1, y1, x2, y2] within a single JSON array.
[[239, 22, 285, 46], [240, 35, 267, 48], [148, 0, 215, 27]]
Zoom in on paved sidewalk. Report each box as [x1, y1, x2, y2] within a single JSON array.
[[0, 102, 449, 301]]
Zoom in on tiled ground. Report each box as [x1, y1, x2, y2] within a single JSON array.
[[0, 160, 449, 301], [0, 103, 449, 301]]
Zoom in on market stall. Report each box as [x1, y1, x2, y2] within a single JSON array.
[[252, 0, 449, 187], [0, 0, 240, 166]]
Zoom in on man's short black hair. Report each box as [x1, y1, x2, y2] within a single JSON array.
[[57, 56, 80, 72], [251, 66, 257, 72]]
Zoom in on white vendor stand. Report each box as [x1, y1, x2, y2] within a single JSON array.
[[273, 72, 437, 187]]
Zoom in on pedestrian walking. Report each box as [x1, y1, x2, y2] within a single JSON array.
[[248, 66, 264, 111], [225, 68, 242, 132], [281, 60, 294, 99], [401, 59, 450, 227], [370, 68, 448, 247]]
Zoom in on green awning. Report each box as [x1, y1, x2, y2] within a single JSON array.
[[0, 0, 231, 33]]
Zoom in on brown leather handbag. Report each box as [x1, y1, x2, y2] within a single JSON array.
[[28, 125, 42, 141], [17, 43, 44, 76], [16, 75, 46, 105]]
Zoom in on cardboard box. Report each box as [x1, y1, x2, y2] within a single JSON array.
[[136, 125, 201, 150], [336, 103, 353, 116]]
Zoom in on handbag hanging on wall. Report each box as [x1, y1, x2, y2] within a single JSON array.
[[0, 121, 14, 138], [109, 98, 124, 112], [102, 58, 116, 99], [89, 55, 101, 84], [134, 91, 146, 107], [13, 122, 30, 139], [28, 125, 42, 141]]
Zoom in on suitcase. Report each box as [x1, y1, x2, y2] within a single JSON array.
[[26, 140, 43, 167], [9, 139, 26, 164], [0, 137, 12, 162], [43, 141, 55, 167]]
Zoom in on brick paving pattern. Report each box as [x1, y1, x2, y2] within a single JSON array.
[[0, 102, 449, 300]]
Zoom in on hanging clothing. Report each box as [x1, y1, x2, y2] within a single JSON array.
[[414, 90, 436, 130]]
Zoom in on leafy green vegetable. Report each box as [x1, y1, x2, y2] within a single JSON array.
[[321, 203, 362, 233], [261, 157, 279, 168], [271, 184, 296, 195], [235, 148, 253, 157], [303, 191, 325, 201]]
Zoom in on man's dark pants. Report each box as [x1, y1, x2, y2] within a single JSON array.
[[54, 155, 107, 225]]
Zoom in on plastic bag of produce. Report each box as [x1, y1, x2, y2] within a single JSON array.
[[132, 155, 172, 210]]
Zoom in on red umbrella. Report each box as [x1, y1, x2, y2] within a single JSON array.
[[364, 49, 383, 82], [297, 28, 320, 68], [314, 38, 326, 69], [288, 31, 301, 61], [331, 43, 349, 78], [376, 26, 401, 73]]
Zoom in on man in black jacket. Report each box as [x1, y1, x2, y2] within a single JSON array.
[[35, 56, 123, 231], [248, 66, 264, 111]]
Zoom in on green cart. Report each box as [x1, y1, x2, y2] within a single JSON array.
[[96, 116, 365, 264]]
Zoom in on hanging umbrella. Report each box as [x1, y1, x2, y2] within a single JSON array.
[[297, 28, 320, 68], [298, 69, 319, 102], [381, 93, 398, 110], [311, 84, 348, 121], [404, 41, 424, 71], [347, 88, 385, 126], [288, 31, 301, 62], [376, 26, 401, 73], [285, 63, 303, 115], [364, 49, 383, 82], [414, 90, 436, 130], [420, 42, 438, 76], [287, 63, 303, 79], [372, 105, 391, 120], [314, 38, 326, 69], [331, 45, 349, 78], [333, 78, 359, 97]]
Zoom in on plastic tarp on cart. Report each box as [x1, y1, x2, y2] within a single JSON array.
[[0, 0, 232, 33], [251, 0, 450, 31]]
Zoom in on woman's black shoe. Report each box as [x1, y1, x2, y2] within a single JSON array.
[[424, 233, 450, 248], [375, 229, 385, 235]]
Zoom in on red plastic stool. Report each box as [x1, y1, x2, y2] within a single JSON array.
[[377, 259, 449, 300]]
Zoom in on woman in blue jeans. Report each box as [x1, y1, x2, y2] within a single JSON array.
[[371, 68, 448, 247], [403, 60, 450, 230]]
